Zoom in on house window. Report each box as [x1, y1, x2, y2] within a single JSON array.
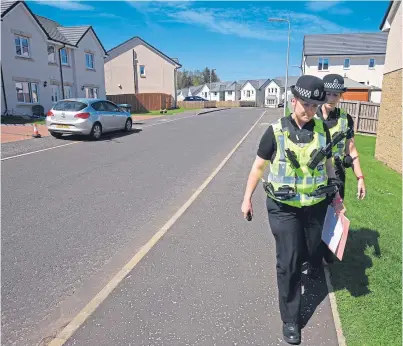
[[275, 88, 277, 93], [344, 58, 350, 69], [369, 58, 375, 69], [318, 57, 329, 71], [48, 45, 56, 63], [64, 86, 73, 99], [60, 48, 69, 65], [85, 87, 99, 99], [15, 82, 39, 103], [247, 90, 251, 97], [15, 35, 30, 57], [228, 91, 232, 95], [85, 53, 94, 69], [51, 85, 60, 103], [139, 65, 145, 77], [214, 92, 217, 96]]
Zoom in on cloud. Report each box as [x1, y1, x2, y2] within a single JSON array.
[[305, 1, 352, 15], [99, 13, 122, 19], [32, 0, 94, 11]]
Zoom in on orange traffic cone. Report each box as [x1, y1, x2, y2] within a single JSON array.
[[32, 123, 41, 138]]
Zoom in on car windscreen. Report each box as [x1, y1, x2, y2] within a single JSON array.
[[53, 101, 87, 112]]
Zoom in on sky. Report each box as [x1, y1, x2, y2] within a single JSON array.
[[28, 0, 391, 82]]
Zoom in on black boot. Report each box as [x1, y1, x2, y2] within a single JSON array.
[[283, 322, 301, 344]]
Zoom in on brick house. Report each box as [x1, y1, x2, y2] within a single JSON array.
[[375, 0, 402, 173]]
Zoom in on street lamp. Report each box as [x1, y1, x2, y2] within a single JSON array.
[[293, 65, 303, 75], [269, 17, 290, 117], [209, 68, 216, 101]]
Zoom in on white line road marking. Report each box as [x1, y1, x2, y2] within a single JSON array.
[[2, 111, 217, 162], [47, 110, 267, 346], [1, 142, 81, 161]]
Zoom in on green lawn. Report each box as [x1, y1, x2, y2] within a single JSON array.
[[329, 135, 402, 346], [1, 116, 46, 125], [132, 107, 200, 116]]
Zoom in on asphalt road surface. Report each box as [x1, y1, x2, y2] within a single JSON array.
[[2, 108, 338, 346]]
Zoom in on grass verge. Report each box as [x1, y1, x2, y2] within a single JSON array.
[[1, 116, 46, 125], [329, 134, 402, 346], [132, 107, 200, 116]]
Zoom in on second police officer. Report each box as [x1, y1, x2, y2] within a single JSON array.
[[241, 75, 345, 344], [316, 73, 366, 263]]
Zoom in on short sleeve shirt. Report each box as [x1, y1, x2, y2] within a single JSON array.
[[257, 115, 332, 162]]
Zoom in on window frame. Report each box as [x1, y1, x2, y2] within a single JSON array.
[[15, 34, 30, 58], [64, 85, 73, 99], [15, 81, 39, 104], [85, 53, 94, 69], [60, 48, 69, 66], [343, 58, 350, 69], [368, 58, 375, 69], [48, 45, 56, 63], [139, 65, 146, 77], [85, 87, 99, 99], [318, 57, 329, 71]]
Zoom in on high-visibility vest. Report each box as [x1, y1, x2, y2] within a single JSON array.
[[268, 117, 328, 207], [315, 108, 348, 163]]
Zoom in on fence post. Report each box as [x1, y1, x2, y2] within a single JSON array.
[[354, 101, 361, 133]]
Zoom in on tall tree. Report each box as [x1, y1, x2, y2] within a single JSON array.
[[177, 68, 220, 89]]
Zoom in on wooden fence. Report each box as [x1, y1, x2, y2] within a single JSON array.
[[107, 93, 173, 112], [178, 100, 257, 109], [338, 100, 380, 134]]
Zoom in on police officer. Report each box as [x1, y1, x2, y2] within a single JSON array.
[[241, 75, 345, 345], [316, 74, 366, 263]]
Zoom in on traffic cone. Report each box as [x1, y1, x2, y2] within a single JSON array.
[[32, 123, 41, 138]]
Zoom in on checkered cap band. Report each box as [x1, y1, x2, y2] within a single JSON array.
[[294, 85, 312, 98], [324, 82, 344, 90]]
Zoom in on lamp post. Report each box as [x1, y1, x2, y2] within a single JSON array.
[[269, 17, 290, 117], [209, 68, 216, 101]]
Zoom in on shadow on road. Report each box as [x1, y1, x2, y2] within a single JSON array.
[[58, 128, 143, 142]]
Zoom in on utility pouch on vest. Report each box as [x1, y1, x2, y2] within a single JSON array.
[[285, 149, 300, 169], [263, 181, 297, 200], [307, 184, 338, 198], [334, 156, 345, 174]]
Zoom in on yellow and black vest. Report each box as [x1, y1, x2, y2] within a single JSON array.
[[315, 108, 348, 164], [268, 117, 328, 207]]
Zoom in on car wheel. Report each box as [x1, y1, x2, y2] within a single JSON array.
[[50, 131, 63, 139], [123, 118, 132, 132], [90, 122, 102, 140]]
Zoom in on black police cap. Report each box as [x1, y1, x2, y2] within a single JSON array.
[[323, 74, 347, 93], [290, 75, 326, 105]]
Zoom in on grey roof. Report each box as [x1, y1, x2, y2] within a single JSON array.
[[1, 1, 106, 53], [303, 32, 388, 56], [240, 79, 270, 90], [189, 85, 204, 95], [272, 76, 300, 88], [343, 77, 372, 90], [1, 0, 18, 16]]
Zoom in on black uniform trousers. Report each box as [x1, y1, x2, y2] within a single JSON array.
[[266, 196, 329, 323]]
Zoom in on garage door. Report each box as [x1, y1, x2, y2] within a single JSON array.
[[342, 90, 369, 101]]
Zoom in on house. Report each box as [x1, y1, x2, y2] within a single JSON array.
[[104, 36, 182, 106], [259, 76, 299, 108], [302, 32, 388, 102], [177, 84, 210, 101], [224, 81, 241, 101], [240, 79, 268, 103], [208, 82, 229, 101], [375, 1, 402, 173], [0, 0, 107, 116]]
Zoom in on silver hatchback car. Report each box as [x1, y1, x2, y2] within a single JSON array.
[[46, 98, 132, 140]]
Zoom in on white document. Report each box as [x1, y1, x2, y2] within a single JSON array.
[[321, 205, 344, 253]]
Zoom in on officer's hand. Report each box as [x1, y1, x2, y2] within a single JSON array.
[[334, 201, 346, 216], [241, 199, 253, 220], [357, 179, 366, 200]]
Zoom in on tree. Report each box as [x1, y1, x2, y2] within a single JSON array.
[[177, 67, 220, 89]]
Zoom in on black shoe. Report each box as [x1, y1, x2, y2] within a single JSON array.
[[283, 323, 301, 344]]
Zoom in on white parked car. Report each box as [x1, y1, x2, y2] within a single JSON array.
[[46, 98, 132, 140]]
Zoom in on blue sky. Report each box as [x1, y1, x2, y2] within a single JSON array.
[[28, 1, 390, 81]]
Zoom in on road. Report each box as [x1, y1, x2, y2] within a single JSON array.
[[2, 108, 338, 346]]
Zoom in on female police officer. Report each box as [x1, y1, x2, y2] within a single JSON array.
[[316, 74, 366, 263], [241, 75, 345, 344]]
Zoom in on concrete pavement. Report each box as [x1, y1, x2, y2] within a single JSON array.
[[2, 108, 339, 346]]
